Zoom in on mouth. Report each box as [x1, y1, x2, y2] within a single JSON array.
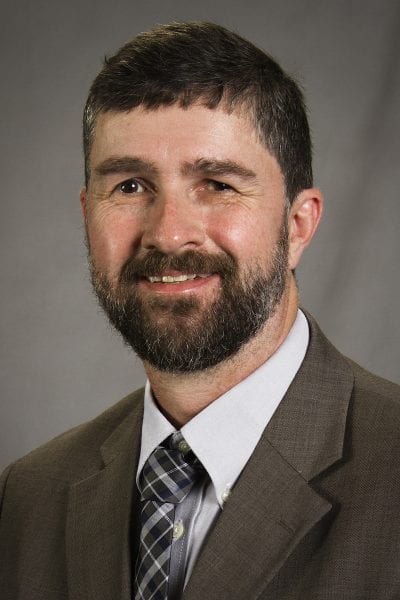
[[146, 273, 211, 284], [138, 271, 219, 295]]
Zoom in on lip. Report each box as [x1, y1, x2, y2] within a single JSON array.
[[138, 273, 220, 295]]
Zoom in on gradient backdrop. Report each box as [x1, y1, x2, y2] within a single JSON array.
[[1, 0, 399, 470]]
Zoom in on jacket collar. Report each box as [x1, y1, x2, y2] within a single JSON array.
[[265, 310, 352, 480]]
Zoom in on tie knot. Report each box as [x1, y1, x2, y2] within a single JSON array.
[[139, 434, 204, 504]]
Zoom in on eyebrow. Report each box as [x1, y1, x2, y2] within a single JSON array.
[[93, 156, 159, 177], [93, 155, 258, 182], [181, 158, 258, 181]]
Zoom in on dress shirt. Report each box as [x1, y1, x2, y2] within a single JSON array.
[[136, 309, 309, 584]]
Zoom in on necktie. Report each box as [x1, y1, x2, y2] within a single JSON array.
[[134, 433, 203, 600]]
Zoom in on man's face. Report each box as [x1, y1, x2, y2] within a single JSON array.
[[83, 104, 292, 372]]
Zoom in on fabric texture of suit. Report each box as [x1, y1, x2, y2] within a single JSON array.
[[1, 313, 400, 599]]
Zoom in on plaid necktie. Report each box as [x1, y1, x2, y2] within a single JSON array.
[[134, 433, 203, 600]]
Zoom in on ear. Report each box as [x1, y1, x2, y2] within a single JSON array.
[[287, 188, 323, 270], [80, 187, 87, 221]]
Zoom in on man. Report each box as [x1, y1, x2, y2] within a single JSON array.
[[1, 21, 400, 600]]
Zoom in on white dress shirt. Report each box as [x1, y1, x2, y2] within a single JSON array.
[[136, 309, 309, 582]]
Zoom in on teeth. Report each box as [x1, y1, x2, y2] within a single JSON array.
[[147, 274, 207, 283]]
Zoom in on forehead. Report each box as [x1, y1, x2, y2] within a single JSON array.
[[89, 103, 280, 178]]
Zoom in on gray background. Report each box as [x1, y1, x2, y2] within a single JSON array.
[[1, 0, 399, 471]]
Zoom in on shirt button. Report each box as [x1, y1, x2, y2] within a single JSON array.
[[173, 521, 185, 540], [178, 439, 191, 455], [221, 489, 231, 504]]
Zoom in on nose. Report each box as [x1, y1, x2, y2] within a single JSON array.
[[141, 191, 206, 254]]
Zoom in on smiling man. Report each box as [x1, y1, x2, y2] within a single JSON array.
[[84, 103, 309, 421], [1, 22, 400, 600]]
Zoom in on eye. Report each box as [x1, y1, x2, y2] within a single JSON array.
[[117, 178, 146, 194], [206, 180, 234, 192]]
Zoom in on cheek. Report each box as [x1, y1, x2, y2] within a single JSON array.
[[86, 208, 141, 273], [206, 210, 272, 263]]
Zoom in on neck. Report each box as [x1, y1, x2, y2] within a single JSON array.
[[144, 277, 299, 427]]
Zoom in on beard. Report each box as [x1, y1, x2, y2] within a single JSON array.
[[88, 220, 289, 373]]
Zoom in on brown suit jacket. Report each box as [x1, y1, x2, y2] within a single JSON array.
[[1, 314, 400, 599]]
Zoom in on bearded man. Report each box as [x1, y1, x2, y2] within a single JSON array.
[[1, 22, 400, 600]]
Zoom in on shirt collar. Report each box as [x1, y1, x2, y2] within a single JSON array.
[[137, 309, 309, 507]]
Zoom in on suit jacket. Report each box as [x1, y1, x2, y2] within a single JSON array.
[[1, 314, 400, 599]]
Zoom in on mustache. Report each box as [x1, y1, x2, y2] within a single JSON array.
[[119, 250, 237, 284]]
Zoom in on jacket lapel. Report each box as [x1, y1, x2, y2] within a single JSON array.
[[183, 314, 354, 600], [66, 394, 144, 600]]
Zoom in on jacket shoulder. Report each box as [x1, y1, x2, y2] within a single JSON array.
[[2, 388, 144, 484], [306, 310, 400, 417], [344, 358, 400, 447], [303, 311, 400, 460], [347, 357, 400, 403]]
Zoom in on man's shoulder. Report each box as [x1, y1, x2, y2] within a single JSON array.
[[345, 357, 400, 439], [2, 387, 144, 485], [307, 311, 400, 398], [348, 356, 400, 400], [305, 311, 400, 439]]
